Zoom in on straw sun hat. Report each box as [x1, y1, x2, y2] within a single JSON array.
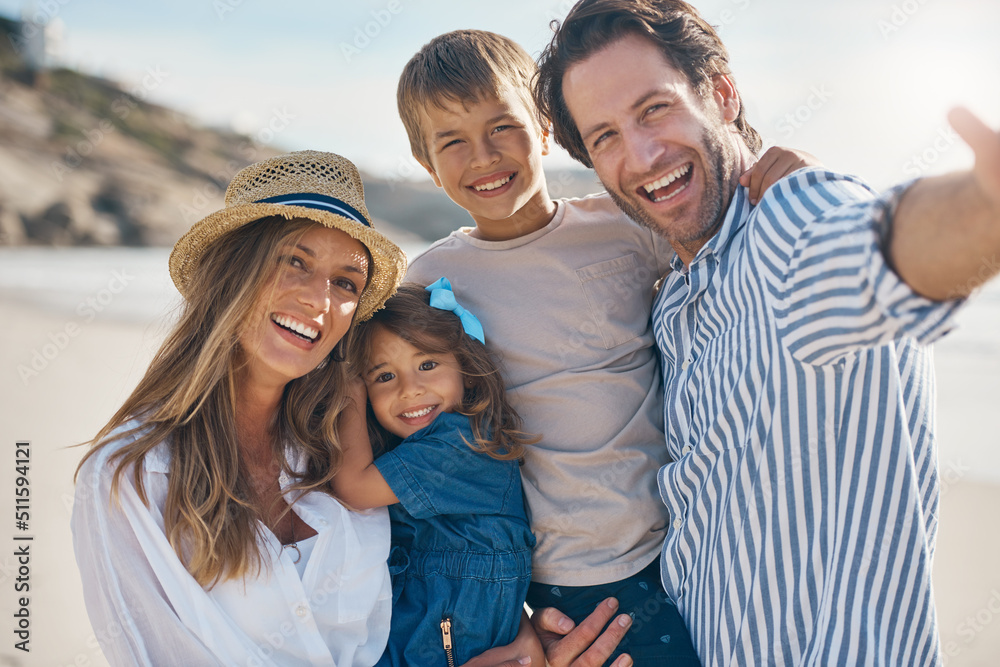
[[169, 151, 406, 321]]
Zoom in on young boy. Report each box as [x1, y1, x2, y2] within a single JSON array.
[[398, 29, 808, 665]]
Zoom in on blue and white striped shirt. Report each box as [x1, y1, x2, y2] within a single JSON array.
[[652, 169, 963, 666]]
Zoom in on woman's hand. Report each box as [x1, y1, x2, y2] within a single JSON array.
[[739, 146, 823, 205], [460, 612, 544, 666], [531, 598, 633, 667]]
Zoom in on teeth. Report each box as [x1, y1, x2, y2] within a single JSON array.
[[643, 164, 691, 194], [402, 406, 434, 419], [272, 314, 318, 341], [651, 181, 689, 203], [474, 175, 512, 191]]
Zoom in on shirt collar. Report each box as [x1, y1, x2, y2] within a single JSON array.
[[668, 185, 752, 274], [141, 435, 309, 478], [144, 439, 171, 473]]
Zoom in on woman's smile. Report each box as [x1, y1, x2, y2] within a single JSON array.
[[239, 224, 369, 392]]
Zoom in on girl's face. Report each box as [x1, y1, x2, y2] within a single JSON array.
[[362, 326, 466, 439], [238, 224, 369, 393]]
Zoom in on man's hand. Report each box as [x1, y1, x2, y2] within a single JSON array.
[[739, 146, 823, 206], [891, 107, 1000, 300], [460, 612, 543, 667], [949, 107, 1000, 214], [530, 598, 633, 667]]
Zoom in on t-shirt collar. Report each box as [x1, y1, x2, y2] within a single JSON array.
[[458, 199, 566, 250]]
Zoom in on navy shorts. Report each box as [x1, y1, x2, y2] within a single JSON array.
[[526, 559, 700, 666]]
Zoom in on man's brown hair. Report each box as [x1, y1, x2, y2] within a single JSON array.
[[397, 29, 541, 166], [535, 0, 762, 168]]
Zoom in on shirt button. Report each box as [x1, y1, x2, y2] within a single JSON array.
[[295, 605, 308, 618], [279, 474, 289, 484], [318, 519, 328, 527], [681, 446, 692, 456], [673, 518, 683, 530]]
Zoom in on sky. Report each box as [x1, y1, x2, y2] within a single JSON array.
[[2, 0, 998, 190]]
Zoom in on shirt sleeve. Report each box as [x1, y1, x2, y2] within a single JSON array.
[[373, 426, 520, 520], [403, 241, 447, 287], [748, 168, 966, 365], [72, 453, 224, 666]]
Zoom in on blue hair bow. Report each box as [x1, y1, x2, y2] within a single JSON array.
[[425, 277, 485, 344]]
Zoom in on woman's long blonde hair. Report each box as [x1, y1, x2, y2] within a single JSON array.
[[76, 216, 359, 588]]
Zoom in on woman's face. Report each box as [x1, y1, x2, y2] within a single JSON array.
[[239, 223, 370, 392]]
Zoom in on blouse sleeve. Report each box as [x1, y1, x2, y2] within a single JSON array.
[[374, 419, 521, 520], [71, 447, 224, 667]]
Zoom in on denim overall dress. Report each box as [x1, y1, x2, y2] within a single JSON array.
[[374, 412, 534, 666]]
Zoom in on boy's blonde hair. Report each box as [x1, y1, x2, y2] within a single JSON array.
[[397, 29, 542, 166]]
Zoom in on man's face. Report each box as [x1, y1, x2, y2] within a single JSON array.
[[563, 33, 742, 261]]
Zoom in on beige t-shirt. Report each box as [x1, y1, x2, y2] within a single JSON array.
[[406, 193, 674, 586]]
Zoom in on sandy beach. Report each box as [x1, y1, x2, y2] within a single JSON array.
[[1, 249, 998, 666]]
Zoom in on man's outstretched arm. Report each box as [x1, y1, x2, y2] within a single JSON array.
[[891, 108, 1000, 301]]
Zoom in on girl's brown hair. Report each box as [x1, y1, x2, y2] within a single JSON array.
[[351, 282, 536, 460], [76, 216, 361, 589]]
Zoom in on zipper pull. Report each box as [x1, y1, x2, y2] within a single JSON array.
[[440, 615, 455, 667]]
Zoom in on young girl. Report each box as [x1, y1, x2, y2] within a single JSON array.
[[333, 278, 539, 667]]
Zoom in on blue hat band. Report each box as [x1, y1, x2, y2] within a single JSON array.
[[254, 193, 370, 227]]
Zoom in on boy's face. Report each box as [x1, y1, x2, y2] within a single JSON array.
[[417, 88, 552, 239]]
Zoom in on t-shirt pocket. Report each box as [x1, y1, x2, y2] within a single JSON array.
[[576, 253, 652, 349]]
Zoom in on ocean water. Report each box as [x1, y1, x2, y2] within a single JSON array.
[[0, 243, 430, 322], [1, 246, 998, 483]]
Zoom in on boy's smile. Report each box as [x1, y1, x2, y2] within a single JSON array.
[[417, 88, 556, 241], [467, 170, 517, 197]]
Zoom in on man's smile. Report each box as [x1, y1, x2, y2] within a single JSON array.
[[640, 163, 693, 202]]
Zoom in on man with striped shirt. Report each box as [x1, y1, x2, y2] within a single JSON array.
[[530, 0, 1000, 665]]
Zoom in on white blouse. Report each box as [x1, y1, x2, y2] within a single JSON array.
[[290, 534, 320, 579], [72, 420, 391, 667]]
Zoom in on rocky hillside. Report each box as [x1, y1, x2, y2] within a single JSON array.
[[0, 15, 602, 248]]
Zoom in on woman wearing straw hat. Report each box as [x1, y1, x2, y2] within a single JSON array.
[[71, 151, 411, 666]]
